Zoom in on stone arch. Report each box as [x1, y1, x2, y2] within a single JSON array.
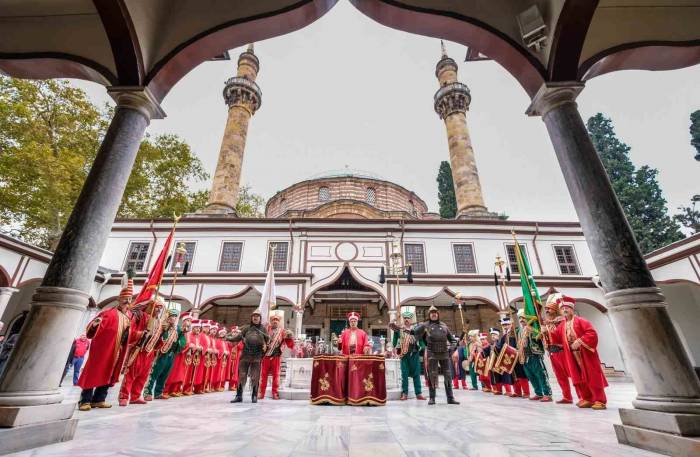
[[198, 286, 294, 323], [0, 265, 11, 287], [0, 278, 42, 337], [96, 294, 193, 310], [399, 286, 499, 312], [658, 281, 700, 368]]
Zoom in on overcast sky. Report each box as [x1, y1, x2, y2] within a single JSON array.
[[74, 2, 699, 223]]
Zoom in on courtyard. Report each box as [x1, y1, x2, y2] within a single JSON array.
[[7, 381, 657, 457]]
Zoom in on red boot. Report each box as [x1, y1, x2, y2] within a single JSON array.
[[452, 378, 459, 389], [461, 380, 468, 389]]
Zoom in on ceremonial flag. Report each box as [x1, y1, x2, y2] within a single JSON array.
[[133, 228, 174, 305], [258, 261, 277, 326], [512, 235, 542, 336]]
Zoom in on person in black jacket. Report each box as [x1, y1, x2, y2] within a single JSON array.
[[227, 308, 270, 404]]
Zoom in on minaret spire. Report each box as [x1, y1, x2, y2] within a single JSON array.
[[433, 41, 493, 218], [201, 45, 262, 215]]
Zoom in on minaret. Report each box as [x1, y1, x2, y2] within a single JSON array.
[[434, 41, 492, 218], [203, 44, 262, 214]]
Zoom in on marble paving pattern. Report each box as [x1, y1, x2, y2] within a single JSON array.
[[6, 380, 663, 457]]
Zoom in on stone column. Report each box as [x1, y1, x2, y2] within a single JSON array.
[[0, 287, 17, 323], [528, 82, 700, 455], [203, 46, 261, 214], [0, 87, 163, 453], [433, 45, 491, 218], [295, 309, 303, 337]]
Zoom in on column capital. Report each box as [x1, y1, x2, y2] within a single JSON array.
[[0, 287, 18, 296], [525, 82, 585, 118], [605, 287, 667, 312], [107, 86, 166, 121]]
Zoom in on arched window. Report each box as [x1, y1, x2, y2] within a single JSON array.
[[366, 187, 376, 205], [409, 200, 417, 217], [318, 186, 330, 202], [280, 198, 288, 212]]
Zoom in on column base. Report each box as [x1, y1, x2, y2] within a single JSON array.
[[615, 408, 700, 456], [0, 403, 77, 454], [455, 208, 501, 220], [193, 204, 238, 216]]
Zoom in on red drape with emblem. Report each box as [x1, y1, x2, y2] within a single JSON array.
[[310, 355, 348, 405], [347, 355, 387, 406]]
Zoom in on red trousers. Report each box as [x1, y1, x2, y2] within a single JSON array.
[[479, 375, 492, 391], [550, 352, 573, 401], [165, 381, 182, 395], [513, 378, 530, 397], [575, 383, 607, 404], [259, 356, 281, 398], [120, 351, 156, 401], [492, 383, 513, 395]]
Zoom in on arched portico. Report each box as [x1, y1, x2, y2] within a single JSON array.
[[198, 286, 294, 327], [0, 2, 699, 454]]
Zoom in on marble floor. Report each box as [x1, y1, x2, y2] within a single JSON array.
[[8, 380, 661, 457]]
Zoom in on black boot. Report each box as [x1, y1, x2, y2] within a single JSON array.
[[428, 388, 436, 405], [251, 385, 258, 404], [230, 386, 243, 403], [445, 378, 460, 405]]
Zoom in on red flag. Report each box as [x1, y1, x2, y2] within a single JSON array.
[[133, 229, 174, 305]]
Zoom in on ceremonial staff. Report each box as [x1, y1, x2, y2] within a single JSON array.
[[379, 239, 413, 339]]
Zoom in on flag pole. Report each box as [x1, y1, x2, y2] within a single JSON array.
[[511, 231, 546, 345]]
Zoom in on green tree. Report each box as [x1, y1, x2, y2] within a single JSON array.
[[587, 113, 684, 253], [437, 160, 457, 219], [0, 77, 208, 249], [674, 197, 700, 235], [691, 110, 700, 161], [234, 184, 265, 217]]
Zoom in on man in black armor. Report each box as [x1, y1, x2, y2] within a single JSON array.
[[228, 308, 270, 404], [394, 305, 459, 405]]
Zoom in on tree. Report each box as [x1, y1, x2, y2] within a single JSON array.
[[691, 110, 700, 161], [674, 197, 700, 235], [0, 77, 208, 249], [437, 160, 457, 219], [587, 113, 684, 253], [235, 184, 266, 217], [117, 134, 209, 219]]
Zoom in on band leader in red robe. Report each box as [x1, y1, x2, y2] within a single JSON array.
[[194, 323, 212, 393], [77, 281, 133, 410], [337, 312, 371, 355], [549, 295, 608, 409]]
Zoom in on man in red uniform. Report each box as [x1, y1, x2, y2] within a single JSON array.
[[163, 312, 193, 398], [77, 278, 133, 411], [214, 326, 230, 392], [477, 333, 492, 392], [182, 319, 203, 395], [337, 312, 370, 355], [194, 320, 212, 394], [543, 294, 573, 404], [259, 311, 294, 400], [228, 327, 242, 391], [548, 295, 608, 409], [118, 296, 165, 406]]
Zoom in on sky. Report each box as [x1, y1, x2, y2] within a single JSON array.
[[73, 1, 699, 223]]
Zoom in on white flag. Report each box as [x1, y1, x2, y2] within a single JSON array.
[[258, 264, 276, 326]]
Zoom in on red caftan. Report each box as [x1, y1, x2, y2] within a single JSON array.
[[165, 330, 194, 394], [550, 316, 608, 404], [228, 341, 243, 390], [194, 333, 211, 392], [78, 307, 131, 389], [338, 328, 370, 355]]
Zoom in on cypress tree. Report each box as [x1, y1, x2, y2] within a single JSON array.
[[437, 160, 457, 219]]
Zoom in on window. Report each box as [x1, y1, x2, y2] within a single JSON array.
[[123, 242, 150, 271], [366, 187, 376, 205], [554, 245, 580, 275], [318, 186, 330, 202], [280, 198, 287, 213], [171, 242, 196, 271], [453, 244, 477, 273], [505, 244, 528, 274], [404, 243, 426, 273], [219, 242, 243, 271], [268, 241, 289, 271]]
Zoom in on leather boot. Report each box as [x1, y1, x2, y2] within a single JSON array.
[[445, 376, 460, 405], [251, 385, 258, 403], [230, 386, 243, 403], [428, 388, 436, 405]]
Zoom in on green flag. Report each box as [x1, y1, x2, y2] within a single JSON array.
[[514, 241, 542, 336]]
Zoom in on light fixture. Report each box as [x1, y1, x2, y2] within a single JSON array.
[[517, 5, 547, 52]]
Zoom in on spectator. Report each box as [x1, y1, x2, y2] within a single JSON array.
[[60, 340, 76, 387], [71, 334, 90, 385]]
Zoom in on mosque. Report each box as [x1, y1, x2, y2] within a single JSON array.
[[1, 45, 699, 385]]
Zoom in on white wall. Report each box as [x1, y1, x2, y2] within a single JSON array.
[[575, 302, 626, 372], [660, 282, 700, 366]]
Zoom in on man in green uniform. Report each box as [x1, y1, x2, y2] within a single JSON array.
[[517, 309, 552, 402], [392, 310, 426, 401], [144, 309, 186, 401]]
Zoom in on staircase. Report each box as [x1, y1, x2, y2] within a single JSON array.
[[602, 363, 631, 382]]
